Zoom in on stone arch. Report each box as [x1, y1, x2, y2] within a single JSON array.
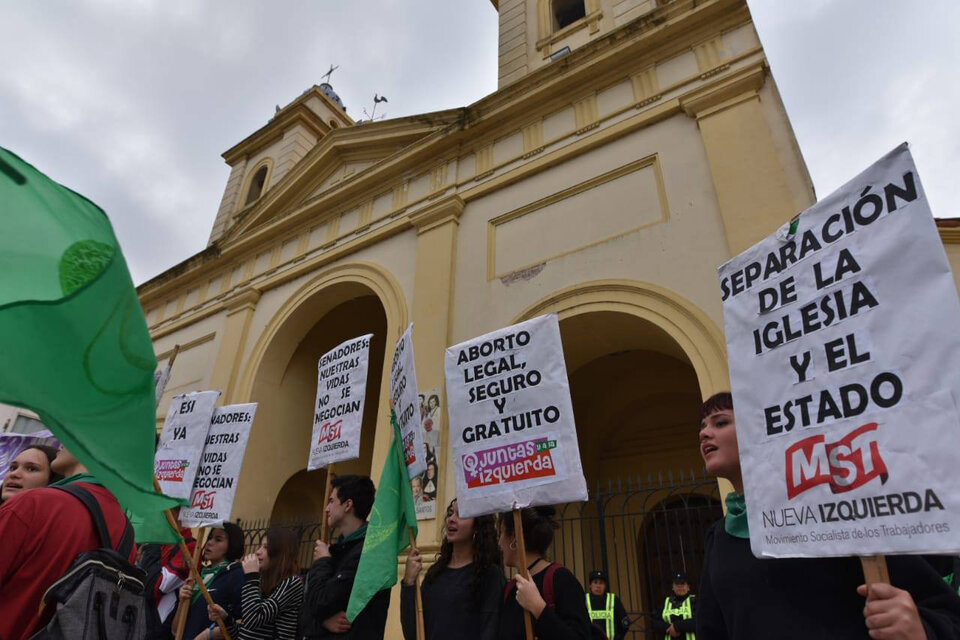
[[514, 279, 728, 398], [230, 262, 408, 522]]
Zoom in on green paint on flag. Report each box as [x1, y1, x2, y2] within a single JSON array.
[[346, 410, 418, 621], [0, 147, 183, 542]]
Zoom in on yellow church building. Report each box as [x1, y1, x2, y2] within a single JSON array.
[[138, 0, 960, 634]]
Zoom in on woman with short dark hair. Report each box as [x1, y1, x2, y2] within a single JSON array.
[[697, 392, 960, 639], [497, 506, 593, 640], [0, 444, 62, 504]]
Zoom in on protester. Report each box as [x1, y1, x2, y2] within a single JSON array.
[[139, 509, 198, 640], [696, 391, 960, 639], [209, 527, 304, 639], [174, 522, 245, 640], [585, 569, 631, 640], [498, 505, 594, 640], [651, 571, 696, 639], [0, 444, 136, 639], [401, 497, 504, 640], [300, 474, 390, 639], [0, 443, 62, 503]]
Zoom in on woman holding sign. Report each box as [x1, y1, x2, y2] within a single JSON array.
[[696, 392, 960, 640], [401, 497, 504, 640], [176, 522, 245, 640], [497, 506, 594, 640], [209, 527, 304, 639]]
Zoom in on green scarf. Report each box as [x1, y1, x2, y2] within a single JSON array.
[[50, 473, 102, 487], [192, 560, 229, 604], [724, 492, 749, 539]]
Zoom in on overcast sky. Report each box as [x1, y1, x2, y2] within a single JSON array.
[[2, 1, 957, 284]]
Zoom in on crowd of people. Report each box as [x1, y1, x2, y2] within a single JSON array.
[[1, 391, 959, 639]]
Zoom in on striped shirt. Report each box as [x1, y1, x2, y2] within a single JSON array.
[[229, 573, 304, 640]]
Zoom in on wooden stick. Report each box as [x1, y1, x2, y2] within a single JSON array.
[[319, 465, 335, 543], [513, 509, 535, 640], [173, 527, 207, 640], [166, 344, 181, 370], [154, 476, 232, 640], [860, 555, 890, 586], [408, 528, 426, 640]]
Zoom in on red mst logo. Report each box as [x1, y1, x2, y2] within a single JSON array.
[[318, 420, 343, 444], [191, 490, 216, 510], [785, 423, 888, 499]]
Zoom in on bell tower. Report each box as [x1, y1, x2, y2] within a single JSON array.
[[493, 0, 666, 87]]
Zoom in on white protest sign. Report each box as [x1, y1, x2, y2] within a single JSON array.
[[308, 334, 373, 471], [445, 313, 587, 518], [179, 403, 257, 528], [390, 324, 427, 479], [155, 390, 220, 500], [719, 143, 960, 558]]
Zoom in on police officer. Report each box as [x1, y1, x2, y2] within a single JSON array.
[[652, 571, 696, 639], [585, 569, 630, 640]]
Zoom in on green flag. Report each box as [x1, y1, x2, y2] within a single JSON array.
[[346, 410, 418, 621], [0, 147, 182, 538]]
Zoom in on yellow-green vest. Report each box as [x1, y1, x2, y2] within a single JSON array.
[[662, 595, 695, 640], [586, 592, 615, 639]]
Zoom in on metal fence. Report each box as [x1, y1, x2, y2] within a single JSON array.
[[237, 469, 722, 639]]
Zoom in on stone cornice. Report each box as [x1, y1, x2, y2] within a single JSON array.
[[407, 195, 465, 234], [679, 63, 767, 117]]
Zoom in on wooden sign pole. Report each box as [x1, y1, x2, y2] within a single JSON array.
[[513, 509, 535, 640], [408, 528, 426, 640], [319, 465, 336, 543], [860, 555, 890, 586], [172, 527, 207, 640]]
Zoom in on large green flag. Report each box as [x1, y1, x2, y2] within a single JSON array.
[[346, 410, 418, 621], [0, 147, 182, 537]]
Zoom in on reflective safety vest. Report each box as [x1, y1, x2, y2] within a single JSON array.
[[662, 595, 695, 640], [585, 592, 615, 639]]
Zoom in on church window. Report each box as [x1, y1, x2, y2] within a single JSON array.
[[244, 165, 268, 206], [553, 0, 586, 30]]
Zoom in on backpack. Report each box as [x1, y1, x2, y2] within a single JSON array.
[[30, 485, 147, 640], [503, 563, 608, 640]]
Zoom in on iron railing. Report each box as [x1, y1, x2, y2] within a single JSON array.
[[237, 470, 722, 640]]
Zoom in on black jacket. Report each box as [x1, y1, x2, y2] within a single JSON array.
[[300, 530, 390, 640], [697, 521, 960, 639]]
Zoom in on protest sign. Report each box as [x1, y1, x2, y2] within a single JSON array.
[[155, 390, 220, 500], [308, 334, 373, 471], [0, 430, 58, 482], [179, 403, 256, 528], [719, 143, 960, 558], [414, 388, 443, 520], [390, 324, 427, 479], [445, 313, 587, 518]]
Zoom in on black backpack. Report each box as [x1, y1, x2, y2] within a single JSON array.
[[30, 485, 147, 640]]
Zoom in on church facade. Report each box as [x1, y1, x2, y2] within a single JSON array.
[[138, 0, 960, 632]]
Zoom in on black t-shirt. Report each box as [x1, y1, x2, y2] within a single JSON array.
[[499, 564, 594, 640], [698, 521, 960, 639], [400, 562, 505, 640]]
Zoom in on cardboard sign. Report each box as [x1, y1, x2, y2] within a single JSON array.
[[155, 391, 220, 500], [390, 324, 427, 479], [0, 430, 58, 482], [445, 314, 587, 518], [719, 143, 960, 557], [179, 403, 256, 528], [308, 334, 372, 471], [414, 388, 443, 520]]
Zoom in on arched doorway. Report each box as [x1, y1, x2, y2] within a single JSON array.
[[232, 268, 403, 524], [516, 281, 728, 638]]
